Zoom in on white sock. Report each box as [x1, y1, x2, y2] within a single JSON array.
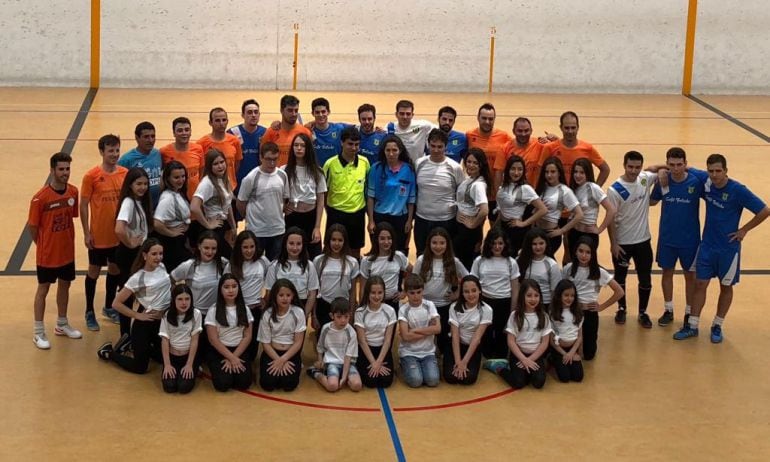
[[57, 316, 68, 327], [34, 321, 45, 335], [664, 301, 674, 312], [713, 316, 724, 327], [685, 305, 692, 315], [688, 315, 700, 329]]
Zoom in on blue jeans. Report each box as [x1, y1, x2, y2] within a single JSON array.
[[399, 354, 440, 388]]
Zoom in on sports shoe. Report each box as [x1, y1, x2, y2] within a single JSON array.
[[710, 325, 723, 344], [658, 311, 674, 326], [673, 325, 699, 340], [85, 311, 100, 331], [482, 359, 509, 374], [114, 333, 131, 354], [614, 309, 627, 325], [34, 333, 51, 350], [102, 306, 120, 324], [97, 342, 113, 360], [638, 313, 653, 329], [306, 367, 321, 379], [55, 324, 83, 339]]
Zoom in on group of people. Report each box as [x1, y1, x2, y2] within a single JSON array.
[[28, 95, 768, 394]]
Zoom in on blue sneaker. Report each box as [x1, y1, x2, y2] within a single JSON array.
[[85, 311, 100, 331], [483, 359, 509, 374], [710, 325, 723, 344], [673, 325, 699, 340], [102, 306, 120, 324]]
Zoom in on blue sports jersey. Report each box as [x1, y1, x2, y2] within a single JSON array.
[[228, 124, 266, 192], [118, 148, 162, 205], [651, 168, 707, 248], [359, 129, 386, 166], [313, 122, 349, 166], [445, 130, 468, 163], [701, 177, 766, 251], [366, 161, 416, 216]]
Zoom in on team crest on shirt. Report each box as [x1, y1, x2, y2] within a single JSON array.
[[374, 140, 380, 146], [452, 140, 458, 145], [641, 178, 647, 186], [722, 193, 729, 201], [688, 186, 695, 194], [332, 132, 337, 139], [67, 198, 75, 206]]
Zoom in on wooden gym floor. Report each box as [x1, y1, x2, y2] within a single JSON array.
[[0, 88, 769, 461]]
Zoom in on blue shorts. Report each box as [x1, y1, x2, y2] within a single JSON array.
[[695, 245, 740, 285], [325, 363, 359, 378], [656, 243, 698, 271]]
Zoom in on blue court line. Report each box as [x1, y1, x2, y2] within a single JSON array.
[[377, 388, 406, 462]]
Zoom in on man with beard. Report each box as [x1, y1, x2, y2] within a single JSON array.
[[261, 94, 312, 167]]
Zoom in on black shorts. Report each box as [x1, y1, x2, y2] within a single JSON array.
[[88, 246, 117, 266], [37, 262, 76, 284], [326, 207, 366, 250]]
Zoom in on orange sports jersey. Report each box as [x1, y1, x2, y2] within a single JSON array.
[[81, 165, 127, 248], [260, 124, 312, 167], [466, 128, 512, 200], [160, 142, 204, 201], [197, 134, 243, 189], [538, 139, 605, 184], [28, 184, 79, 267], [496, 139, 545, 186]]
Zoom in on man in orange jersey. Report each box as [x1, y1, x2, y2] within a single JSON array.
[[466, 103, 512, 222], [160, 117, 204, 200], [81, 134, 128, 331], [538, 111, 610, 186], [29, 152, 82, 349], [494, 117, 553, 187], [197, 107, 243, 189], [261, 94, 312, 167]]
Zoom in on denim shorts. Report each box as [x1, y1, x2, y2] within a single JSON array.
[[326, 362, 359, 377]]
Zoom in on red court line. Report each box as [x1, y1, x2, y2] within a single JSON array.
[[392, 388, 516, 412]]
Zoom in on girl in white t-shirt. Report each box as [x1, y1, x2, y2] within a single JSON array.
[[454, 148, 491, 269], [264, 227, 319, 323], [205, 274, 253, 392], [313, 224, 359, 330], [354, 276, 397, 389], [191, 149, 235, 258], [549, 280, 584, 383], [535, 156, 584, 258], [562, 237, 624, 361], [568, 157, 616, 258], [160, 284, 202, 394], [471, 227, 520, 359], [496, 155, 547, 256], [444, 275, 492, 385], [98, 239, 170, 375], [360, 222, 411, 311], [484, 279, 552, 389], [516, 228, 562, 306], [153, 161, 191, 272]]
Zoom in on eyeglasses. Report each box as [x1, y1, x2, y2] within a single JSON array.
[[263, 157, 279, 163]]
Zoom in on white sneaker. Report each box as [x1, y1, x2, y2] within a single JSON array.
[[55, 324, 83, 339], [34, 333, 51, 349]]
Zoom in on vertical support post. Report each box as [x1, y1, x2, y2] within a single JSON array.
[[90, 0, 101, 89], [682, 0, 698, 95], [292, 23, 300, 91], [488, 26, 496, 93]]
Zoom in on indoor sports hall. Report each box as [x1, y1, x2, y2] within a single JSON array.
[[1, 1, 768, 461]]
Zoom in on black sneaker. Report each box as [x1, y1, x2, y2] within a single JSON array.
[[306, 367, 321, 379], [614, 309, 627, 325], [658, 311, 674, 326], [97, 342, 113, 361], [638, 313, 653, 329], [114, 333, 131, 354]]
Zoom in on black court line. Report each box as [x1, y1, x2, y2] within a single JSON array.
[[2, 87, 98, 275], [686, 95, 770, 143]]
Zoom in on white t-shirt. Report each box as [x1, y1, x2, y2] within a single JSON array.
[[117, 198, 148, 241], [389, 119, 436, 162], [313, 255, 360, 302], [170, 258, 227, 313], [562, 264, 614, 304], [153, 190, 190, 228], [540, 184, 580, 224], [574, 182, 606, 226], [317, 323, 359, 364], [456, 177, 488, 217], [607, 171, 656, 245], [359, 252, 410, 299], [497, 183, 539, 220], [194, 176, 232, 220], [225, 256, 270, 306], [354, 304, 397, 347], [413, 255, 468, 306], [159, 309, 203, 351], [505, 311, 552, 354], [257, 305, 307, 346], [519, 257, 562, 305], [449, 303, 493, 345], [415, 156, 465, 221], [282, 164, 328, 205], [204, 305, 254, 348], [265, 260, 320, 300], [551, 308, 583, 343], [471, 256, 520, 299], [237, 167, 289, 237], [398, 301, 439, 358], [125, 264, 171, 311]]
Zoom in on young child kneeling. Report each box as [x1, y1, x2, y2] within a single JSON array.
[[398, 274, 441, 388], [307, 298, 362, 392]]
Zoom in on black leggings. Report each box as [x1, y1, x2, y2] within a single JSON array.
[[503, 223, 530, 259], [115, 243, 139, 336], [567, 229, 599, 261], [413, 216, 456, 256], [285, 209, 322, 259], [113, 316, 161, 374], [155, 232, 191, 274], [315, 298, 333, 331], [482, 297, 511, 359], [435, 304, 451, 356], [612, 239, 653, 314], [582, 311, 599, 361], [356, 344, 395, 388], [499, 356, 546, 389], [259, 349, 302, 392], [453, 222, 483, 270], [443, 342, 482, 385], [162, 352, 197, 394], [208, 345, 252, 392], [550, 348, 584, 383]]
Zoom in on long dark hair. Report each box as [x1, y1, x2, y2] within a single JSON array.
[[118, 167, 153, 232], [514, 279, 547, 331], [376, 135, 414, 182], [569, 157, 596, 190], [131, 237, 163, 274], [267, 278, 300, 323], [319, 224, 351, 286], [161, 160, 189, 201], [230, 230, 263, 281], [452, 275, 482, 314], [360, 275, 386, 309], [277, 227, 310, 272], [516, 227, 549, 280], [367, 222, 397, 261], [214, 273, 248, 327], [420, 227, 459, 286], [481, 226, 510, 259], [166, 284, 195, 326], [464, 148, 492, 195], [285, 133, 322, 187], [202, 148, 231, 209], [193, 230, 225, 275], [501, 155, 528, 188], [550, 279, 582, 325], [536, 156, 567, 195], [570, 236, 600, 280]]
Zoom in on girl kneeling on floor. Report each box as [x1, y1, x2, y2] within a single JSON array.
[[160, 284, 202, 393]]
